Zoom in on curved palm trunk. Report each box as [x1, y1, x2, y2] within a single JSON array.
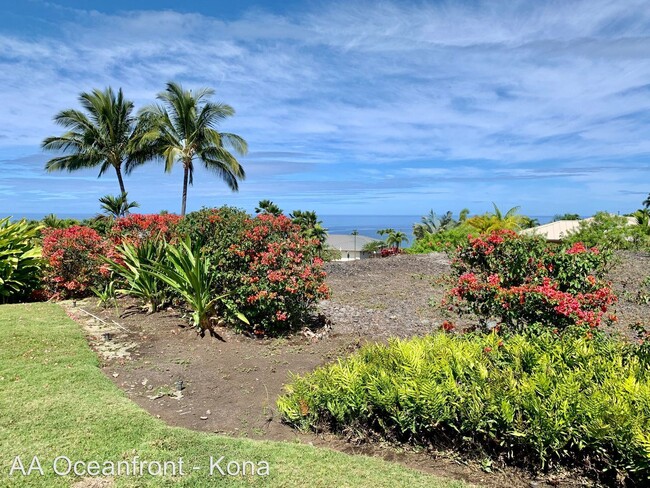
[[114, 165, 126, 195], [181, 165, 189, 216]]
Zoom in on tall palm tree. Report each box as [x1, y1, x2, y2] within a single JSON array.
[[133, 82, 247, 216], [643, 193, 650, 210], [42, 87, 152, 195]]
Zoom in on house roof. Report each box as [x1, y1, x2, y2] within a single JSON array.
[[325, 234, 379, 251], [521, 216, 638, 241]]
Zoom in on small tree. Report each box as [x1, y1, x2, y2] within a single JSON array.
[[99, 192, 139, 218]]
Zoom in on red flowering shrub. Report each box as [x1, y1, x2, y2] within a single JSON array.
[[177, 208, 330, 335], [110, 214, 181, 246], [42, 226, 117, 298], [380, 247, 403, 257], [446, 230, 617, 333]]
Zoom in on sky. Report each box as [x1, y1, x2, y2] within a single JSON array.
[[1, 0, 649, 218]]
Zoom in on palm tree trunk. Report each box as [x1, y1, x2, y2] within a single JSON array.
[[115, 165, 126, 195], [181, 165, 189, 216]]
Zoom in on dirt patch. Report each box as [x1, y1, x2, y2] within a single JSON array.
[[63, 252, 650, 488]]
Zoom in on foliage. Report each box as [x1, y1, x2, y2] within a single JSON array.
[[466, 203, 528, 233], [290, 209, 328, 253], [80, 215, 113, 235], [408, 223, 474, 253], [99, 192, 139, 218], [380, 247, 403, 257], [42, 87, 156, 195], [40, 214, 80, 229], [41, 225, 116, 298], [133, 81, 247, 216], [107, 239, 169, 313], [553, 213, 580, 221], [149, 238, 246, 334], [362, 240, 386, 254], [91, 279, 117, 309], [220, 213, 330, 335], [0, 217, 42, 303], [413, 210, 458, 240], [278, 331, 650, 484], [110, 213, 181, 246], [446, 230, 616, 334], [565, 212, 650, 251], [255, 199, 283, 216]]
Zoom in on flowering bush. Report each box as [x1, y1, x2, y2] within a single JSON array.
[[446, 230, 617, 333], [110, 213, 181, 246], [177, 208, 330, 335], [42, 226, 117, 298], [380, 247, 402, 257], [221, 213, 329, 335]]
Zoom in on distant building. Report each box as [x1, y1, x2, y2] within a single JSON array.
[[325, 234, 380, 260], [521, 216, 638, 242]]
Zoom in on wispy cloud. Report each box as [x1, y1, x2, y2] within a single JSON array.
[[0, 0, 649, 216]]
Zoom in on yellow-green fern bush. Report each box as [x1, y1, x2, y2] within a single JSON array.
[[278, 331, 650, 484], [0, 217, 42, 303]]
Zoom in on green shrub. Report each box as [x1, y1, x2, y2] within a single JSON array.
[[407, 224, 474, 253], [278, 331, 650, 484], [566, 212, 650, 251], [0, 217, 42, 303], [177, 207, 329, 335]]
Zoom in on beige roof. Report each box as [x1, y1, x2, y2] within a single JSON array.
[[521, 216, 638, 241], [325, 234, 378, 251]]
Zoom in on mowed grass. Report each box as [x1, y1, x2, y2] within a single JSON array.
[[0, 303, 467, 488]]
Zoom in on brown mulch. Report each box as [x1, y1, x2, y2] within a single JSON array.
[[62, 252, 650, 488]]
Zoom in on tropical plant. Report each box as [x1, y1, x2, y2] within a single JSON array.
[[413, 210, 458, 240], [91, 279, 117, 309], [278, 331, 650, 484], [643, 193, 650, 210], [446, 230, 616, 334], [0, 217, 42, 303], [149, 238, 247, 335], [41, 214, 79, 229], [134, 82, 247, 216], [107, 240, 168, 313], [255, 200, 283, 216], [42, 87, 155, 194], [99, 192, 140, 219], [408, 223, 474, 254], [566, 212, 650, 250], [466, 203, 527, 233], [386, 230, 408, 250]]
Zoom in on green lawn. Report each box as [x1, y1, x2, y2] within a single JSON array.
[[0, 303, 467, 487]]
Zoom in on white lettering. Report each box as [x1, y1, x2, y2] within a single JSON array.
[[53, 456, 72, 476], [210, 456, 225, 476]]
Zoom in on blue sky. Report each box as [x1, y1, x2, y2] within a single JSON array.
[[1, 0, 649, 218]]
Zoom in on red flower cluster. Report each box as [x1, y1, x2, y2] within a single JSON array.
[[448, 230, 617, 334], [111, 213, 181, 246], [42, 226, 117, 298]]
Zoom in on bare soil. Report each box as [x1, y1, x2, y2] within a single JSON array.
[[63, 252, 650, 488]]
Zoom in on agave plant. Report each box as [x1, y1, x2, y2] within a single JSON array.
[[0, 217, 42, 303], [107, 239, 168, 313], [149, 238, 247, 335]]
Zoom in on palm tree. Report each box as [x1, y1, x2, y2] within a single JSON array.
[[255, 199, 283, 216], [466, 203, 526, 233], [42, 87, 153, 195], [643, 193, 650, 210], [351, 229, 359, 255], [387, 231, 408, 250], [133, 82, 247, 216], [99, 192, 140, 218]]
